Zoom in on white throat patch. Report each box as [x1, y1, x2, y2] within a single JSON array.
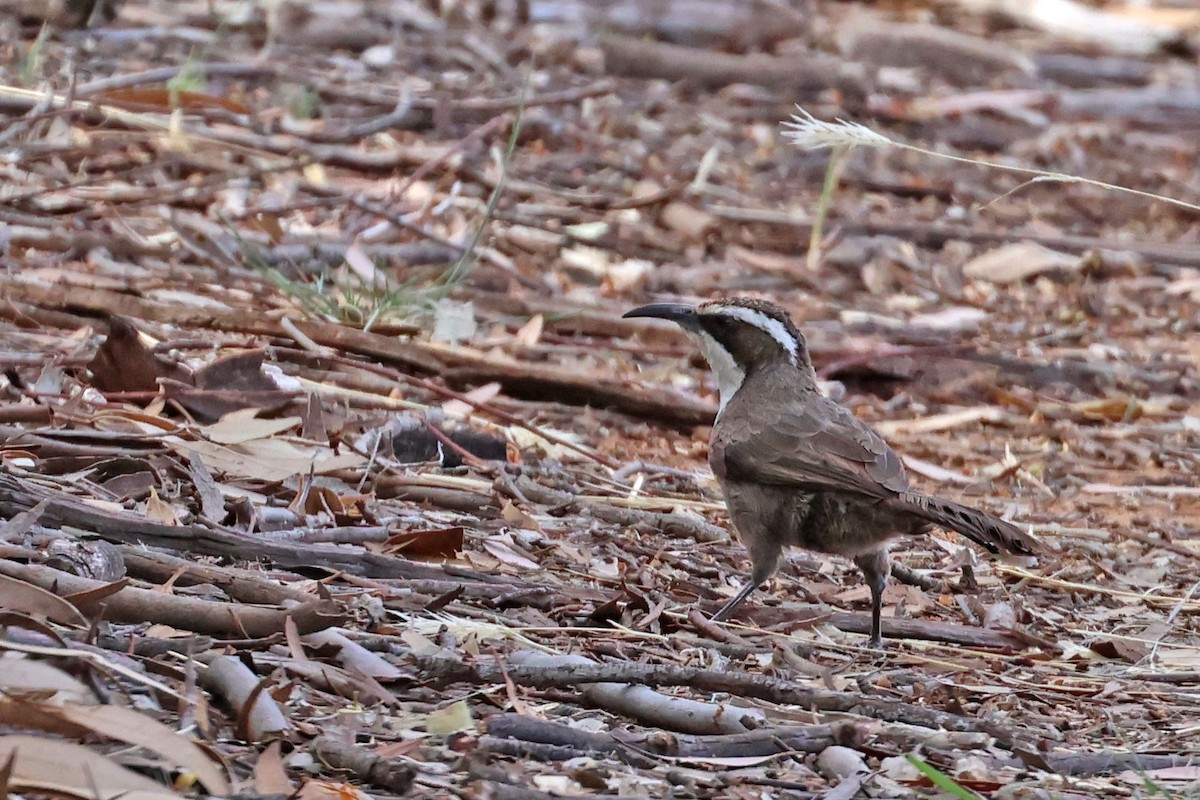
[[688, 330, 745, 417], [712, 305, 799, 363]]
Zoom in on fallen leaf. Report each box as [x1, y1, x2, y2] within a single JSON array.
[[513, 314, 544, 347], [384, 527, 464, 559], [499, 499, 542, 532], [0, 659, 92, 703], [0, 575, 89, 627], [482, 537, 541, 571], [253, 741, 294, 795], [89, 317, 190, 394], [202, 412, 303, 445], [440, 382, 501, 419], [962, 241, 1079, 284], [295, 780, 371, 800], [425, 701, 475, 735], [0, 734, 180, 800], [144, 488, 181, 526]]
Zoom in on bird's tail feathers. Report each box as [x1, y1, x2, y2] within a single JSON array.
[[893, 492, 1041, 555]]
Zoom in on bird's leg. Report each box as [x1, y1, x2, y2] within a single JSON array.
[[853, 550, 890, 649], [710, 579, 759, 622], [711, 541, 782, 623]]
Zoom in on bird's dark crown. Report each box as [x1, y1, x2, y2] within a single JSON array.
[[693, 298, 808, 371]]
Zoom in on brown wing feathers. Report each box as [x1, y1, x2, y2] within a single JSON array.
[[720, 388, 1038, 557]]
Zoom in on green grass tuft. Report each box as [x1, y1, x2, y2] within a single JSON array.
[[904, 754, 982, 800]]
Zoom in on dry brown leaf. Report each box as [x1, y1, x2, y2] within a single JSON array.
[[0, 734, 180, 800], [203, 412, 303, 445], [513, 314, 544, 347], [23, 702, 228, 795], [89, 316, 190, 394], [440, 381, 502, 418], [0, 574, 89, 627], [0, 659, 93, 703], [144, 487, 181, 526], [481, 538, 540, 571], [499, 499, 542, 532], [961, 241, 1079, 284], [171, 438, 365, 482], [384, 527, 465, 560], [425, 700, 476, 735], [254, 741, 295, 795], [61, 578, 129, 614], [94, 87, 251, 114]]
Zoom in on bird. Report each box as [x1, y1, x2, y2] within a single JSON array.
[[623, 297, 1041, 647]]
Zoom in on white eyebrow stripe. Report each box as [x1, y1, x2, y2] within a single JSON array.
[[711, 305, 798, 363]]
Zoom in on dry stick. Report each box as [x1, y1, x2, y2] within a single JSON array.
[[1108, 528, 1200, 562], [200, 655, 291, 742], [310, 736, 415, 794], [508, 651, 766, 735], [444, 79, 617, 113], [408, 652, 1023, 748], [301, 74, 613, 119], [283, 99, 417, 144], [76, 63, 278, 95], [391, 113, 509, 200], [118, 547, 316, 606], [995, 750, 1200, 777], [1118, 671, 1200, 684], [0, 471, 502, 582], [0, 560, 342, 638], [599, 34, 865, 94], [484, 713, 842, 762], [511, 476, 728, 544]]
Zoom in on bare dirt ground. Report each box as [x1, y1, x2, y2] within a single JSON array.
[[2, 1, 1200, 798]]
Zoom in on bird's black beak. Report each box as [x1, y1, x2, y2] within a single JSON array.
[[623, 303, 697, 328]]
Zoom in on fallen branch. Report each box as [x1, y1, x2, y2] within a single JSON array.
[[0, 560, 343, 638], [485, 713, 847, 761], [310, 736, 416, 793], [0, 471, 499, 581], [407, 650, 1021, 747], [599, 35, 866, 96]]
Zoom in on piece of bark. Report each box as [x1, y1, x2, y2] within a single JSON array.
[[0, 471, 500, 581], [599, 34, 866, 96], [408, 650, 1015, 745], [954, 0, 1185, 57], [118, 547, 315, 606], [302, 628, 407, 681], [200, 655, 292, 741], [485, 713, 845, 760], [0, 560, 344, 638], [507, 650, 766, 735], [1032, 53, 1153, 88], [310, 736, 415, 794], [511, 476, 728, 544], [43, 539, 126, 582], [576, 0, 807, 50], [838, 16, 1033, 86]]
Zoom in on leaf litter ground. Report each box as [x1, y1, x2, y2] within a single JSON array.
[[1, 1, 1199, 798]]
